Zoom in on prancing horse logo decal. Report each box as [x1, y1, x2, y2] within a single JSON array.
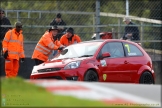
[[103, 74, 107, 81]]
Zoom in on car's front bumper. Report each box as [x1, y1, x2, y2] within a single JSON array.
[[30, 67, 88, 81]]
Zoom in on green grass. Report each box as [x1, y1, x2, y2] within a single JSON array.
[[1, 77, 150, 108], [1, 77, 109, 107]]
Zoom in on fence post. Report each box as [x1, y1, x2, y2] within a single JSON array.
[[93, 14, 95, 35], [118, 18, 122, 39], [5, 10, 7, 17], [112, 28, 115, 39], [28, 12, 30, 18], [126, 0, 129, 16], [95, 0, 100, 39], [140, 22, 144, 47], [39, 12, 41, 19], [17, 11, 20, 21]]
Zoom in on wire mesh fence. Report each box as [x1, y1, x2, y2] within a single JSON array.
[[0, 0, 162, 59]]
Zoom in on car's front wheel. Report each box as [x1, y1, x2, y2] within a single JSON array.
[[139, 71, 154, 84], [84, 70, 98, 82]]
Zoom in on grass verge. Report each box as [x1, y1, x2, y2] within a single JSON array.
[[1, 77, 108, 107], [1, 77, 150, 108]]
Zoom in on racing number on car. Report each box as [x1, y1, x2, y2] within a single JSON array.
[[125, 44, 130, 53]]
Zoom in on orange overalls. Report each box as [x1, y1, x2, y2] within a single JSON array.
[[60, 34, 81, 46], [32, 31, 62, 62], [2, 29, 25, 78]]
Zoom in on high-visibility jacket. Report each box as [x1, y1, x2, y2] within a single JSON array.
[[32, 31, 62, 62], [2, 28, 25, 60], [60, 34, 81, 46]]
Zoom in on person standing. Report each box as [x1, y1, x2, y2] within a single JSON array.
[[121, 16, 140, 41], [50, 13, 66, 40], [2, 21, 25, 78], [32, 26, 64, 65], [50, 13, 67, 56], [60, 27, 81, 47], [0, 8, 12, 56]]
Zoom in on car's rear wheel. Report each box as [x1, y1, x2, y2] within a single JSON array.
[[84, 70, 98, 82], [139, 71, 154, 84]]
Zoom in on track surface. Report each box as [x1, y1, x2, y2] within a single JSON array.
[[28, 80, 161, 107]]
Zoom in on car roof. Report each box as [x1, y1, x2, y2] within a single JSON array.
[[79, 39, 138, 45], [80, 39, 105, 43]]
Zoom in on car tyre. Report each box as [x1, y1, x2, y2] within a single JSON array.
[[84, 70, 98, 82], [139, 71, 154, 84]]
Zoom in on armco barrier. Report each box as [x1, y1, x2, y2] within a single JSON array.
[[0, 57, 161, 84]]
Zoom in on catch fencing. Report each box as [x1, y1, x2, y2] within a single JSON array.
[[0, 0, 162, 59]]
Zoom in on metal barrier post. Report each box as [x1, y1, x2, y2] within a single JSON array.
[[140, 22, 144, 47], [95, 0, 100, 39]]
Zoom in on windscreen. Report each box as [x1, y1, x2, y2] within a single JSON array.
[[51, 42, 102, 60]]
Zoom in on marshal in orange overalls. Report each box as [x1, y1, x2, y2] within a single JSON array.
[[60, 27, 81, 46], [2, 24, 25, 78], [32, 30, 62, 65]]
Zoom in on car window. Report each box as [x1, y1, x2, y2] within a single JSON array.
[[52, 42, 103, 60], [123, 43, 143, 56], [101, 42, 125, 58]]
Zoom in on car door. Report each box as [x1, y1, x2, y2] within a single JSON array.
[[97, 42, 131, 82], [123, 42, 144, 81]]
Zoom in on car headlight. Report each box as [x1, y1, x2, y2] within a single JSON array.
[[64, 61, 81, 70]]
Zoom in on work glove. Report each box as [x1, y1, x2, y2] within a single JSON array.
[[58, 47, 64, 51], [20, 58, 25, 63], [3, 51, 8, 59]]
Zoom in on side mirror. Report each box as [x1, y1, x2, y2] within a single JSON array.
[[102, 52, 111, 58]]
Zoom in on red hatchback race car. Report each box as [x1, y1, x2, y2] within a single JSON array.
[[30, 39, 155, 84]]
